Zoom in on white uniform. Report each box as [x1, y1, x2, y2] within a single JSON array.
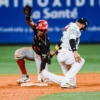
[[42, 22, 85, 87], [14, 47, 48, 74]]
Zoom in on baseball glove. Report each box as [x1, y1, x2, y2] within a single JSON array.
[[24, 5, 32, 16]]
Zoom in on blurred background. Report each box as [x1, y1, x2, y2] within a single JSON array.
[[0, 0, 100, 44], [0, 0, 100, 75]]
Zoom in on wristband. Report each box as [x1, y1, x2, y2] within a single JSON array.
[[69, 39, 77, 52], [26, 16, 30, 20]]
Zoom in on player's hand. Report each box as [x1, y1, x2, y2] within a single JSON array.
[[46, 51, 55, 64], [74, 51, 82, 63], [24, 5, 32, 17], [55, 44, 59, 51], [50, 51, 56, 56]]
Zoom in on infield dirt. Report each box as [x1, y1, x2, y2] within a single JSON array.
[[0, 73, 100, 100]]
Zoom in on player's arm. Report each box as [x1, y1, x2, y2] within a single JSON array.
[[23, 5, 35, 29], [50, 40, 62, 56], [39, 39, 51, 72], [69, 30, 81, 63], [69, 29, 77, 51], [40, 55, 47, 72]]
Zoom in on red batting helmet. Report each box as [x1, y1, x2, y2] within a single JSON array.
[[36, 20, 48, 33]]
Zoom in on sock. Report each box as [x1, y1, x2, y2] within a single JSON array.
[[16, 59, 27, 74]]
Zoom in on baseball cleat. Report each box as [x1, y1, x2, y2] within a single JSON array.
[[16, 75, 30, 84], [61, 83, 76, 88]]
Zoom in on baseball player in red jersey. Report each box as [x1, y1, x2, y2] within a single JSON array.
[[14, 6, 53, 84], [41, 18, 89, 88]]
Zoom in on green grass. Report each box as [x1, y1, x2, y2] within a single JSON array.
[[0, 44, 100, 100], [33, 92, 100, 100], [78, 44, 100, 73], [0, 44, 100, 75], [0, 45, 37, 74]]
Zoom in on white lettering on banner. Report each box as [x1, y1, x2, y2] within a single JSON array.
[[1, 27, 100, 33], [76, 0, 85, 7], [52, 0, 62, 7], [0, 0, 100, 7], [66, 0, 71, 7], [54, 27, 61, 32], [37, 0, 48, 7], [99, 0, 100, 5], [23, 0, 33, 7], [90, 0, 94, 6], [14, 0, 18, 7], [31, 11, 41, 19], [43, 8, 78, 19], [0, 27, 2, 31], [0, 0, 9, 7], [88, 26, 100, 31]]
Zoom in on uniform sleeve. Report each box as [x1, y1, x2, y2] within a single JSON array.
[[69, 29, 77, 40]]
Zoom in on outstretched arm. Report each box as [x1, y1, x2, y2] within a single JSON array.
[[24, 5, 35, 29]]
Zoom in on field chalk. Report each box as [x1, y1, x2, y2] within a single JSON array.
[[21, 82, 48, 87]]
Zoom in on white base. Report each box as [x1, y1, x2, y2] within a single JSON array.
[[21, 82, 48, 87]]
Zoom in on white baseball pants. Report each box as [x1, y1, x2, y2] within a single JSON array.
[[42, 48, 85, 86], [14, 47, 48, 74]]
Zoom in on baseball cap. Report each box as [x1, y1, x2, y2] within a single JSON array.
[[77, 18, 89, 31]]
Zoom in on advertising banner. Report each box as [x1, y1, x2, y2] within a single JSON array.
[[0, 0, 100, 44]]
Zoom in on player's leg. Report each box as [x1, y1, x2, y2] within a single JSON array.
[[14, 47, 35, 83], [34, 53, 48, 82], [59, 50, 85, 87], [42, 49, 77, 87], [34, 54, 48, 74], [58, 61, 76, 86], [42, 69, 65, 85], [64, 58, 85, 81], [56, 49, 81, 88]]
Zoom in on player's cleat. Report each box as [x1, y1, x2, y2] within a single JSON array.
[[61, 83, 76, 88], [16, 75, 30, 84]]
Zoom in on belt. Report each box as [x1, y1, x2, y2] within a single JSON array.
[[59, 47, 72, 51], [56, 47, 72, 55]]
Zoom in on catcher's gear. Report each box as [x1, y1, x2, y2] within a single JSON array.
[[36, 20, 48, 33], [24, 5, 32, 16], [55, 44, 59, 51]]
